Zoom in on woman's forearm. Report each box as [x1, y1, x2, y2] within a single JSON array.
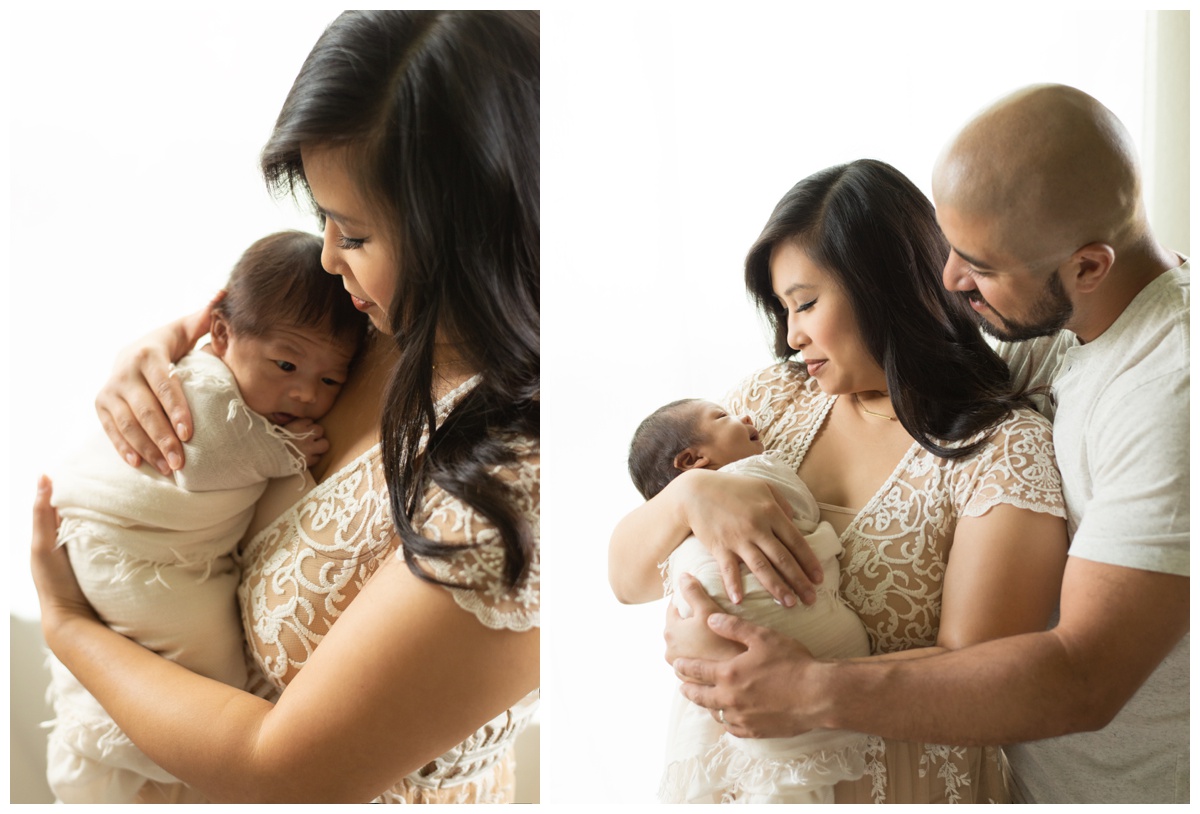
[[46, 614, 280, 802], [608, 480, 692, 604], [43, 550, 541, 803]]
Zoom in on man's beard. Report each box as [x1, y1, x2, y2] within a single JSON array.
[[967, 271, 1073, 342]]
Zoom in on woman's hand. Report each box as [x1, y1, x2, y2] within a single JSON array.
[[664, 573, 746, 672], [30, 477, 98, 641], [95, 294, 223, 476], [677, 469, 823, 606], [609, 468, 823, 606]]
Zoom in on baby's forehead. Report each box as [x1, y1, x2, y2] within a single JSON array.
[[250, 325, 356, 366]]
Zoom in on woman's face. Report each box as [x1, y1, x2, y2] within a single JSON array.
[[301, 146, 397, 332], [769, 241, 885, 394]]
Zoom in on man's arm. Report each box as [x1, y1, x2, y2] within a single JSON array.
[[676, 555, 1187, 743]]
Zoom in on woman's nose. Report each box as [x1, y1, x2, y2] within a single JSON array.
[[320, 219, 344, 276], [786, 315, 807, 351]]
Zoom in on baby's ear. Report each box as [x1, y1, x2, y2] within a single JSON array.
[[673, 448, 710, 472], [209, 313, 230, 358]]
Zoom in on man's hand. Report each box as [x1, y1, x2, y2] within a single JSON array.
[[671, 574, 824, 739], [664, 574, 746, 675]]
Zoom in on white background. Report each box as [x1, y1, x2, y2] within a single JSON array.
[[5, 4, 1184, 806]]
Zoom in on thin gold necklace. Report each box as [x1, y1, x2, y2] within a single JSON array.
[[852, 392, 897, 421]]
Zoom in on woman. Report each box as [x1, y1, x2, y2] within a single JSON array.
[[609, 159, 1068, 803], [31, 10, 538, 803]]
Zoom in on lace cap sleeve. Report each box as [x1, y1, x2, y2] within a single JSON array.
[[406, 438, 540, 632], [956, 408, 1066, 520]]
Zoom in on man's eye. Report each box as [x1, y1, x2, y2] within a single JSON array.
[[275, 361, 296, 372]]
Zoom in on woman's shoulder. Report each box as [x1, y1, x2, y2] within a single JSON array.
[[978, 405, 1055, 449], [408, 431, 540, 631], [941, 407, 1064, 521]]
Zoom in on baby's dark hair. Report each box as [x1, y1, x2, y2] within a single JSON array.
[[213, 230, 367, 353], [628, 398, 706, 500]]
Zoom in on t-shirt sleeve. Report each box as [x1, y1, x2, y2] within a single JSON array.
[[988, 332, 1075, 420], [1068, 368, 1189, 576], [405, 437, 540, 631]]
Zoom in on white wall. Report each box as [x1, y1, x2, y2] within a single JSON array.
[[540, 6, 1168, 804]]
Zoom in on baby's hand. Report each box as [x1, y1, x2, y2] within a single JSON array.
[[283, 418, 329, 468]]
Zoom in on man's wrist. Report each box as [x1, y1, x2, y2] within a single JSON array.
[[805, 657, 846, 730]]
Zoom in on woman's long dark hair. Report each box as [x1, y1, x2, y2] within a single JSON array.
[[745, 159, 1031, 459], [261, 11, 539, 587]]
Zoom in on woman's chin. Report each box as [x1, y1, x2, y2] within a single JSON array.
[[366, 311, 390, 333]]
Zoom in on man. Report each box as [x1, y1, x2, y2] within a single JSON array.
[[670, 84, 1189, 803]]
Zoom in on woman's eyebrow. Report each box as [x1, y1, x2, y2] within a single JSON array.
[[777, 282, 815, 298], [316, 206, 365, 229]]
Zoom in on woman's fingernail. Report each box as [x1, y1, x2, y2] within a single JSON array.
[[783, 593, 797, 608], [801, 589, 817, 605], [176, 423, 189, 442], [167, 452, 182, 471], [125, 453, 140, 468]]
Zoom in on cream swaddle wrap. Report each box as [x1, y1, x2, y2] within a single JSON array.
[[660, 452, 871, 804], [46, 350, 308, 803]]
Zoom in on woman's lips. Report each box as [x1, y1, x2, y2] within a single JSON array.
[[350, 294, 374, 312], [806, 360, 826, 377]]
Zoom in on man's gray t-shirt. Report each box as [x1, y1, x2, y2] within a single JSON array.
[[994, 262, 1189, 803]]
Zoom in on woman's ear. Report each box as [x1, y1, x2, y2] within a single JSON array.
[[673, 448, 711, 472], [209, 313, 230, 358]]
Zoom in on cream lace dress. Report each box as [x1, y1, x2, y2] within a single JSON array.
[[726, 363, 1064, 804], [233, 379, 540, 803]]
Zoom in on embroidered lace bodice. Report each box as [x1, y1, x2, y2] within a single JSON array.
[[234, 381, 540, 804], [727, 363, 1065, 804]]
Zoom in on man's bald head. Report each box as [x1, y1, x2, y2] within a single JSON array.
[[933, 84, 1145, 265]]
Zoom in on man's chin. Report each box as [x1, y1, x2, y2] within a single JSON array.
[[973, 311, 1065, 343]]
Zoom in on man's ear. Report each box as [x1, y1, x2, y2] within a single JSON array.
[[1067, 242, 1116, 295], [209, 312, 230, 358], [673, 448, 711, 472]]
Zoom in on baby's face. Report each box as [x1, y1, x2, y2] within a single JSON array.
[[219, 325, 355, 424], [691, 402, 765, 468]]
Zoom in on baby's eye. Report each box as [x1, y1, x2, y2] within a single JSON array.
[[275, 360, 296, 372], [321, 377, 343, 386]]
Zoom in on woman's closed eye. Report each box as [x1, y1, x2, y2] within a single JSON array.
[[337, 233, 366, 250], [793, 298, 817, 313]]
